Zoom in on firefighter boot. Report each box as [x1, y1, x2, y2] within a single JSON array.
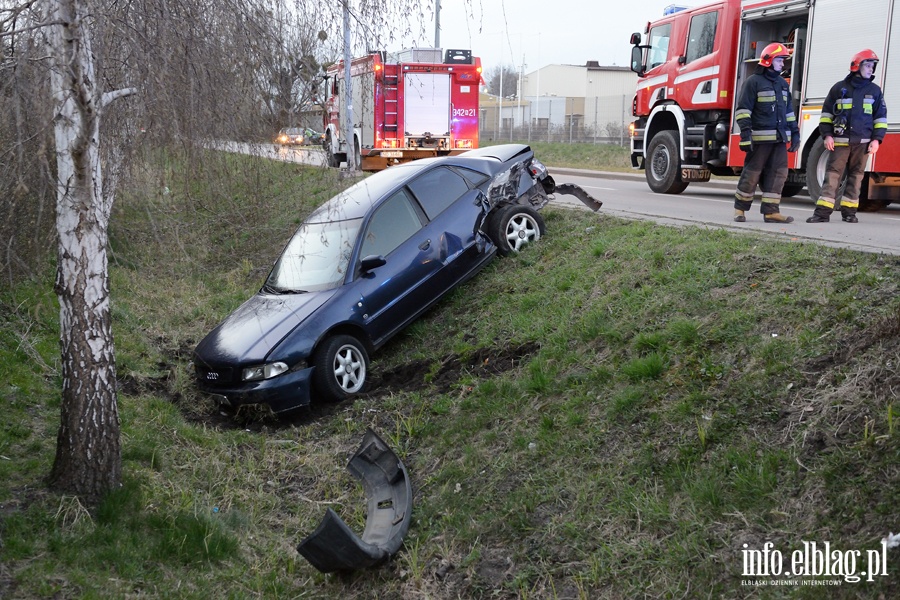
[[841, 210, 859, 223], [734, 209, 746, 223], [806, 204, 833, 223], [763, 213, 794, 224]]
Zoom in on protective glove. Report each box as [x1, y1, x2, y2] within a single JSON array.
[[739, 132, 753, 153], [788, 134, 800, 153]]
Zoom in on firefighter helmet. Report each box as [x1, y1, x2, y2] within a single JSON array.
[[759, 42, 792, 67], [850, 49, 879, 72]]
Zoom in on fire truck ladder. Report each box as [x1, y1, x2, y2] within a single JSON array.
[[382, 65, 400, 145]]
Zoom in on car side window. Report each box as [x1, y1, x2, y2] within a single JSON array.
[[360, 189, 423, 259], [453, 166, 490, 187], [408, 166, 471, 220]]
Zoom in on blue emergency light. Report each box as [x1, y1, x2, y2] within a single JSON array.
[[663, 4, 689, 15]]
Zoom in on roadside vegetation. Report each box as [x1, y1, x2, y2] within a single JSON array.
[[484, 140, 634, 172], [1, 145, 898, 599]]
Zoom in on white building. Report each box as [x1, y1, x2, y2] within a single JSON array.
[[480, 62, 636, 144]]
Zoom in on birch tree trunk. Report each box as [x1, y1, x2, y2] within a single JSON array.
[[46, 0, 122, 503]]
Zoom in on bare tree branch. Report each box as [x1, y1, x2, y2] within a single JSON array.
[[100, 86, 136, 108]]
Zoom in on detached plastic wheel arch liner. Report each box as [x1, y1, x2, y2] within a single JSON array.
[[297, 428, 412, 572]]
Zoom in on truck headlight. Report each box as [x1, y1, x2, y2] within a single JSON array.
[[242, 362, 289, 381]]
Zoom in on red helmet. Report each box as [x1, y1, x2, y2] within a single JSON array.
[[850, 49, 879, 72], [759, 43, 792, 67]]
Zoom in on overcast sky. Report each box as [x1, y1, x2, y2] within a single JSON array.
[[402, 0, 681, 74]]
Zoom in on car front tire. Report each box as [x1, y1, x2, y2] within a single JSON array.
[[489, 204, 546, 255], [313, 335, 368, 401]]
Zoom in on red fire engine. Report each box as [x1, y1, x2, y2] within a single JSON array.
[[629, 0, 900, 210], [323, 48, 483, 171]]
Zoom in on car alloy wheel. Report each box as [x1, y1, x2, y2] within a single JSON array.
[[489, 204, 546, 255], [313, 334, 368, 401]]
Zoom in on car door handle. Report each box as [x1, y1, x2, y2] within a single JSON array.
[[419, 239, 431, 251]]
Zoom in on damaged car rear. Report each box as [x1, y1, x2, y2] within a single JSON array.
[[193, 144, 601, 414]]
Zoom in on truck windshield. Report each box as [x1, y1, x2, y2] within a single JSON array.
[[648, 24, 672, 70]]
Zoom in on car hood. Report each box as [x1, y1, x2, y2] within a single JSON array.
[[194, 290, 335, 365]]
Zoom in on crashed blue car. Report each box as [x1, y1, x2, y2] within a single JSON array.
[[192, 144, 600, 413]]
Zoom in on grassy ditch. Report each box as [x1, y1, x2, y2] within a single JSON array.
[[1, 148, 899, 599]]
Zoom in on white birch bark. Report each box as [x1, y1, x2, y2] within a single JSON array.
[[45, 0, 124, 502]]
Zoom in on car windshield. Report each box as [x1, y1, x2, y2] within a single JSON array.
[[265, 218, 363, 292]]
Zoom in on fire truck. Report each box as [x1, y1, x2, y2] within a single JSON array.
[[629, 0, 900, 210], [323, 48, 483, 171]]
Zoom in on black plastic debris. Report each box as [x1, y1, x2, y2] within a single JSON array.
[[297, 428, 412, 573], [554, 182, 603, 212]]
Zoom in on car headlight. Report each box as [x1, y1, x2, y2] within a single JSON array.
[[242, 362, 289, 381]]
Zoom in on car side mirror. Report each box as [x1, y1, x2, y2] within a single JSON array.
[[630, 32, 641, 45], [360, 255, 386, 272]]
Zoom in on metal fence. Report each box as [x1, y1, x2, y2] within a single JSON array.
[[480, 123, 630, 147]]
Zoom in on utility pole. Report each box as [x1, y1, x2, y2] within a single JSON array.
[[517, 56, 524, 141], [342, 0, 355, 171], [435, 0, 441, 48], [498, 38, 503, 138]]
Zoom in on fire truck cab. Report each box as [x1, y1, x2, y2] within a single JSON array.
[[324, 48, 482, 171], [630, 0, 900, 210]]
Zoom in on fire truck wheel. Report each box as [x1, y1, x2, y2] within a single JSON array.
[[781, 182, 804, 197], [324, 132, 339, 168], [489, 204, 546, 256], [859, 197, 890, 212], [645, 130, 689, 194], [804, 137, 868, 203], [353, 138, 362, 170], [806, 137, 832, 201]]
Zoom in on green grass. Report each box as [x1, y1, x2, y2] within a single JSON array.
[[484, 139, 633, 172], [1, 146, 899, 598]]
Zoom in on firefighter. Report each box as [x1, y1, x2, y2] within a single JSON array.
[[733, 42, 800, 223], [806, 49, 887, 223]]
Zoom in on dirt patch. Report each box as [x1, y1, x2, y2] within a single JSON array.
[[138, 340, 540, 429], [368, 342, 540, 397]]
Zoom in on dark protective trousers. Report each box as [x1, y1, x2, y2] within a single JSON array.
[[733, 143, 789, 215], [812, 144, 869, 219]]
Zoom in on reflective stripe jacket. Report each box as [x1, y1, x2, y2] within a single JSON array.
[[819, 73, 887, 146], [735, 67, 799, 145]]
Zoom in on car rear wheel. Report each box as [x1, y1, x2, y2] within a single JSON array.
[[489, 204, 546, 255], [313, 334, 368, 401]]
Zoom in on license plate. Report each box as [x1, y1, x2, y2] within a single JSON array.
[[381, 151, 403, 158], [681, 168, 711, 182]]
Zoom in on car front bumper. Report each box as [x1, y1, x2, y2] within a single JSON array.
[[197, 365, 315, 413]]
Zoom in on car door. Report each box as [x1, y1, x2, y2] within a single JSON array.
[[407, 166, 493, 292], [352, 187, 442, 346]]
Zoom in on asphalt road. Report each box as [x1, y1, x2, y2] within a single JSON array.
[[220, 142, 900, 256], [550, 167, 900, 256]]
